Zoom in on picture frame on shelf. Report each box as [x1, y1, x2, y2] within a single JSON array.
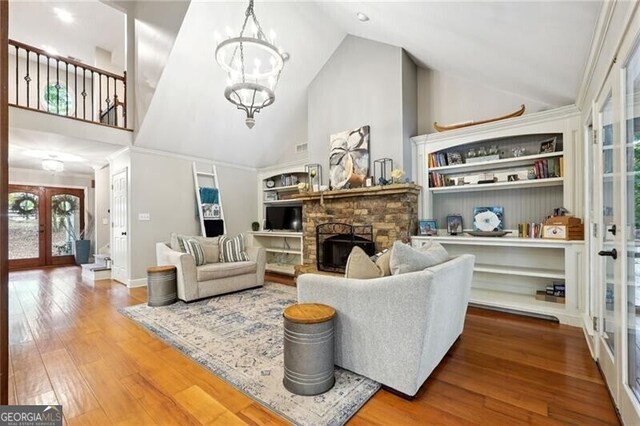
[[507, 174, 519, 182], [418, 219, 438, 236], [539, 137, 557, 153], [446, 151, 464, 165], [446, 215, 463, 235], [264, 192, 278, 202], [473, 207, 504, 231]]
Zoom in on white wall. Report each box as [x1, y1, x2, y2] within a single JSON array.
[[307, 35, 417, 185], [123, 149, 257, 281], [94, 164, 110, 251], [416, 68, 556, 135]]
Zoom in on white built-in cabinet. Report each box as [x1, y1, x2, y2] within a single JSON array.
[[250, 162, 307, 276], [411, 106, 585, 325]]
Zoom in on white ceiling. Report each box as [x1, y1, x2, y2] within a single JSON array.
[[318, 1, 602, 107], [9, 128, 123, 175], [6, 1, 603, 170], [9, 0, 125, 69]]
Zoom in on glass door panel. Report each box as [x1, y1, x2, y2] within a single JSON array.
[[50, 194, 80, 258], [8, 188, 45, 268], [601, 92, 616, 354], [626, 37, 640, 405]]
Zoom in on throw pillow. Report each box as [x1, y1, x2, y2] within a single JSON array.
[[375, 250, 392, 276], [345, 246, 383, 279], [219, 234, 250, 262], [194, 236, 220, 264], [389, 240, 449, 275], [184, 238, 206, 266], [170, 232, 188, 252]]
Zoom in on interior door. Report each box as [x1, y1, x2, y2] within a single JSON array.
[[595, 76, 622, 400], [111, 168, 128, 284]]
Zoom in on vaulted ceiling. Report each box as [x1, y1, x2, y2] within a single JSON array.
[[7, 1, 603, 171], [136, 0, 602, 168]]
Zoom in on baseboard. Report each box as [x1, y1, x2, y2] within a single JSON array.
[[128, 278, 147, 288]]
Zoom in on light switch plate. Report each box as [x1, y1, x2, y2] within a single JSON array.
[[138, 213, 150, 221], [102, 218, 109, 225]]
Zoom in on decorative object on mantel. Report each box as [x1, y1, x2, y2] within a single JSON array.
[[418, 219, 437, 236], [304, 163, 322, 192], [467, 230, 511, 237], [373, 157, 393, 185], [251, 221, 260, 231], [433, 104, 525, 132], [214, 0, 289, 129], [390, 168, 405, 184], [329, 125, 370, 189]]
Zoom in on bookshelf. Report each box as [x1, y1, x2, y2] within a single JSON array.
[[410, 106, 585, 326]]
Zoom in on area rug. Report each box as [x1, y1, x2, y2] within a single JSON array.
[[120, 283, 380, 425]]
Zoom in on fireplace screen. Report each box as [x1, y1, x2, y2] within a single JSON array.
[[316, 223, 374, 273]]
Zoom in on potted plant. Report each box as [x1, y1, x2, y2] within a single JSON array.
[[251, 221, 260, 232], [61, 212, 94, 265]]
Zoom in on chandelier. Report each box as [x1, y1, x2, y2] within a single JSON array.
[[42, 158, 64, 173], [215, 0, 288, 129]]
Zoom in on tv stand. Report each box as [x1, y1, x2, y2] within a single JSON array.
[[248, 231, 303, 276]]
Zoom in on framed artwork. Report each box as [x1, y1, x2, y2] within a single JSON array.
[[419, 219, 438, 236], [202, 203, 221, 219], [539, 137, 557, 153], [329, 125, 370, 189], [446, 215, 463, 235], [473, 207, 504, 231]]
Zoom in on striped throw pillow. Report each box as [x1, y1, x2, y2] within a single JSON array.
[[219, 234, 250, 262], [184, 238, 206, 266]]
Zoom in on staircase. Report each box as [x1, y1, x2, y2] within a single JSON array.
[[81, 254, 111, 281]]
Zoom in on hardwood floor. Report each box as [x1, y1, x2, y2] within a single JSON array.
[[8, 267, 619, 425]]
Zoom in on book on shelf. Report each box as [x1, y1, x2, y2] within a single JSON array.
[[428, 152, 449, 168], [531, 157, 562, 179]]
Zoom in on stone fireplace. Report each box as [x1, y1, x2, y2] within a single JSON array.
[[294, 184, 421, 267], [316, 223, 375, 273]]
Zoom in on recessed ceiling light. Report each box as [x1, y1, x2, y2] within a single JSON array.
[[356, 12, 369, 22], [53, 7, 74, 24]]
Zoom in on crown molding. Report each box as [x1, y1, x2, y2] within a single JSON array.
[[106, 145, 257, 172], [411, 104, 580, 146]]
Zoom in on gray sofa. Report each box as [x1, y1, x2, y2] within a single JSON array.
[[297, 254, 475, 396], [156, 237, 265, 302]]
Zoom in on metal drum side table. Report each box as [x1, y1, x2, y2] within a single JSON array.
[[147, 265, 178, 307], [283, 303, 336, 396]]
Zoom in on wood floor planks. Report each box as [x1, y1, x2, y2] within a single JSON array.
[[7, 266, 620, 425]]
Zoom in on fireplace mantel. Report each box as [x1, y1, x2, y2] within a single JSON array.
[[299, 183, 421, 266], [292, 183, 421, 201]]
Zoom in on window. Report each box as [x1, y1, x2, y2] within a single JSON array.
[[43, 82, 74, 115]]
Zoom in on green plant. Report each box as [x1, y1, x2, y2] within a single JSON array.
[[251, 221, 260, 231]]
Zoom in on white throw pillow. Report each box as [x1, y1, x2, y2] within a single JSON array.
[[389, 240, 449, 275], [219, 234, 250, 262]]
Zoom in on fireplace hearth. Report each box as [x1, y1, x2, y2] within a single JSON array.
[[316, 223, 374, 273]]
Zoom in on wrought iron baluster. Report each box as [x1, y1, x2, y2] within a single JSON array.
[[65, 62, 68, 116], [91, 71, 94, 121], [82, 68, 86, 120], [55, 59, 59, 115], [14, 45, 18, 104], [74, 64, 77, 118], [113, 78, 119, 127], [98, 73, 102, 122], [46, 57, 50, 112], [24, 49, 30, 107], [36, 53, 40, 110], [123, 70, 127, 128]]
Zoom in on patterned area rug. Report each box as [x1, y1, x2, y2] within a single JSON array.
[[120, 283, 380, 425]]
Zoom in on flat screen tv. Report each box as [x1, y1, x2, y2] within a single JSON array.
[[265, 206, 302, 231]]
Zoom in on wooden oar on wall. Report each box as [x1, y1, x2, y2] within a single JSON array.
[[433, 104, 526, 132]]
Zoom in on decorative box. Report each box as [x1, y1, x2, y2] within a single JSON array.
[[542, 216, 584, 240]]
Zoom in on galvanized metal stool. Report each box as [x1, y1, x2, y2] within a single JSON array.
[[283, 303, 336, 396], [147, 265, 178, 307]]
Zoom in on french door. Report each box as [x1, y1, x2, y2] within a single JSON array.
[[8, 185, 85, 269], [594, 75, 622, 397]]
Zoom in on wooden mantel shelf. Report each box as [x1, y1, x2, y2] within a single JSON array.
[[291, 183, 421, 201]]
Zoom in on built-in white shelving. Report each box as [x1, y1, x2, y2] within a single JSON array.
[[248, 231, 303, 276], [429, 177, 564, 193], [411, 106, 584, 326]]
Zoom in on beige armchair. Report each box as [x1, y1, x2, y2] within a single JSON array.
[[156, 237, 265, 302]]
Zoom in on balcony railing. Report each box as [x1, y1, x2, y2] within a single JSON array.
[[8, 39, 127, 129]]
